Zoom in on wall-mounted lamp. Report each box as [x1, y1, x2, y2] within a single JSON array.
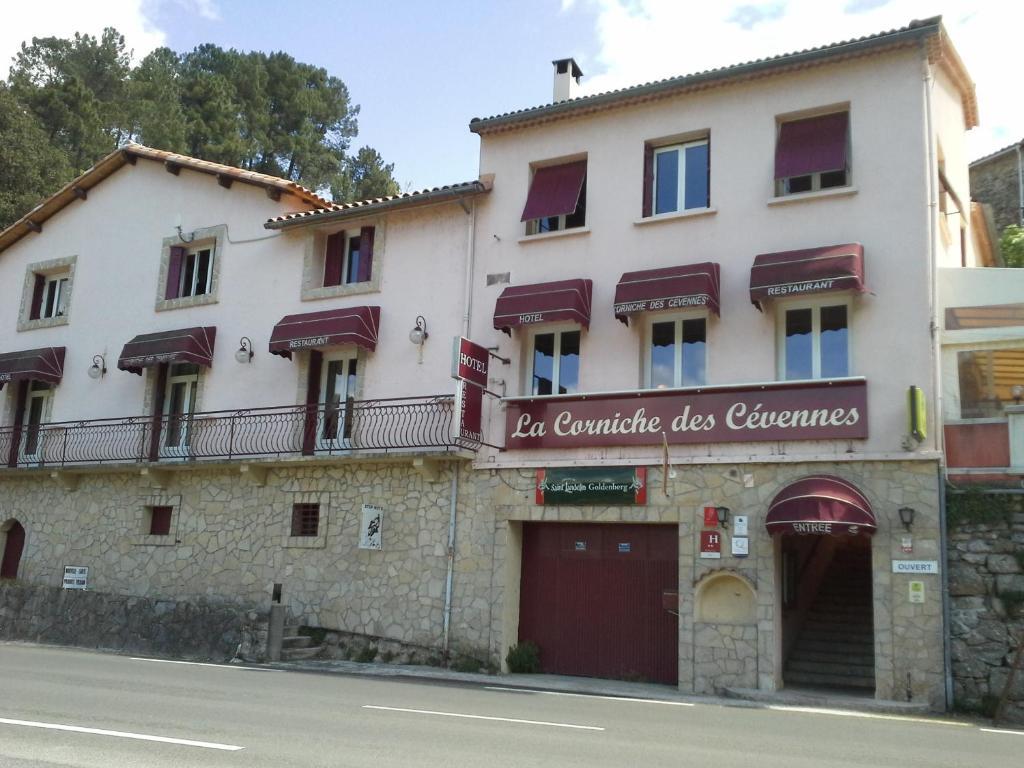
[[87, 354, 107, 380], [898, 506, 915, 532], [716, 506, 730, 528], [409, 316, 429, 346], [1013, 384, 1024, 404], [235, 336, 254, 364]]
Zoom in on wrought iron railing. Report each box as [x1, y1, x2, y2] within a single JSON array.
[[0, 395, 475, 469]]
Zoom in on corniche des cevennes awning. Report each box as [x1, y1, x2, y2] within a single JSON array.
[[765, 475, 876, 536], [0, 346, 66, 388], [117, 327, 217, 375], [269, 306, 381, 359], [614, 262, 721, 324], [749, 243, 865, 310], [493, 279, 593, 335], [520, 160, 587, 222]]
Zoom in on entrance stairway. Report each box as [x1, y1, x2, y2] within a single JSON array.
[[784, 550, 875, 691], [280, 623, 324, 661]]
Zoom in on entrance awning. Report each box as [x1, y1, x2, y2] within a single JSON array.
[[766, 475, 876, 536], [614, 262, 721, 324], [493, 279, 592, 335], [749, 243, 865, 310], [118, 327, 217, 375], [0, 346, 66, 388], [269, 306, 381, 359]]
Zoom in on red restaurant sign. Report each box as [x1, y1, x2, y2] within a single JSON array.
[[451, 336, 490, 389], [504, 378, 867, 449], [456, 379, 483, 443]]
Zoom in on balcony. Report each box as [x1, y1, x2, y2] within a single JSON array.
[[0, 395, 476, 471]]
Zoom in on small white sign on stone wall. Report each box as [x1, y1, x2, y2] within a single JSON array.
[[892, 560, 939, 575], [62, 565, 88, 590], [359, 504, 383, 550]]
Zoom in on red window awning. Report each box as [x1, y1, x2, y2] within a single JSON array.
[[774, 112, 848, 179], [765, 475, 876, 536], [520, 161, 587, 222], [269, 306, 381, 359], [493, 279, 593, 335], [749, 243, 865, 310], [0, 347, 66, 388], [117, 327, 217, 375], [614, 262, 721, 324]]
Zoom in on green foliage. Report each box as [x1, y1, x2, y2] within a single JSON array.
[[355, 644, 378, 663], [450, 655, 484, 673], [0, 26, 398, 229], [380, 650, 396, 663], [946, 486, 1017, 527], [298, 626, 327, 646], [1000, 225, 1024, 268], [505, 641, 541, 673]]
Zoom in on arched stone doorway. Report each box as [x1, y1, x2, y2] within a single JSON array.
[[1, 519, 25, 579]]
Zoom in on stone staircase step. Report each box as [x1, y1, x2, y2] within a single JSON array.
[[796, 639, 874, 656], [786, 659, 875, 676], [282, 635, 313, 649], [785, 669, 875, 689], [280, 645, 324, 661], [791, 650, 874, 666], [797, 630, 874, 644]]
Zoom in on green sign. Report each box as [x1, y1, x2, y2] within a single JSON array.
[[535, 467, 647, 506]]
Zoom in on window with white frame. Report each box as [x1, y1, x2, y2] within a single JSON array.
[[530, 328, 580, 395], [521, 160, 587, 236], [778, 301, 850, 380], [956, 347, 1024, 419], [324, 231, 364, 286], [774, 110, 850, 196], [649, 139, 709, 215], [646, 316, 706, 388], [26, 265, 73, 324], [178, 247, 214, 298]]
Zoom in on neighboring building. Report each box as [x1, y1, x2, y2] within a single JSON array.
[[0, 16, 990, 710], [969, 139, 1024, 234]]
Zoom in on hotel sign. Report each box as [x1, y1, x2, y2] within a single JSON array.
[[451, 337, 489, 389], [536, 467, 647, 505], [505, 378, 867, 449]]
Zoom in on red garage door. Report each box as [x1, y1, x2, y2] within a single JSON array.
[[518, 523, 678, 685]]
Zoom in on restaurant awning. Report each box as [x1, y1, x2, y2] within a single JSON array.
[[774, 112, 848, 179], [0, 347, 66, 388], [520, 161, 587, 222], [117, 327, 217, 375], [765, 475, 876, 536], [614, 262, 721, 324], [749, 243, 865, 310], [269, 306, 381, 359], [493, 279, 593, 335]]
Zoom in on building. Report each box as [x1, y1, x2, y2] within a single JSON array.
[[0, 16, 988, 709], [969, 139, 1024, 234]]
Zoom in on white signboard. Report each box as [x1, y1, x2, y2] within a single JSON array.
[[892, 560, 939, 575], [733, 515, 749, 537], [731, 536, 749, 557], [909, 581, 925, 604], [62, 565, 88, 590], [359, 504, 383, 550]]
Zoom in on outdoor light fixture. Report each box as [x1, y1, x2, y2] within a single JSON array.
[[235, 336, 254, 364], [716, 506, 730, 528], [409, 316, 429, 345], [87, 354, 107, 380], [1013, 384, 1024, 404], [898, 506, 916, 532]]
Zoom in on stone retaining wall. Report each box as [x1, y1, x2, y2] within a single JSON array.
[[948, 500, 1024, 723]]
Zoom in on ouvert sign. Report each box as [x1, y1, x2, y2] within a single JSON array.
[[504, 378, 868, 449]]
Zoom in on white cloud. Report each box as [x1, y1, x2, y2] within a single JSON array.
[[174, 0, 221, 21], [576, 0, 1024, 159]]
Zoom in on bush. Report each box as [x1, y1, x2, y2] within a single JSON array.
[[355, 644, 378, 663], [506, 641, 541, 673]]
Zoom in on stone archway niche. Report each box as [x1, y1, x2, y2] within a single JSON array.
[[695, 570, 757, 624], [1, 519, 26, 580]]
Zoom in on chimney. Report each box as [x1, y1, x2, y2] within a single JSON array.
[[552, 58, 583, 103]]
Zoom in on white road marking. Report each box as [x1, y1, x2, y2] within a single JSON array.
[[981, 728, 1024, 737], [0, 716, 244, 751], [767, 705, 970, 727], [129, 657, 280, 671], [485, 686, 695, 707], [362, 705, 604, 731]]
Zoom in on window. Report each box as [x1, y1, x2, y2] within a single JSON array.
[[291, 503, 320, 537], [646, 139, 709, 216], [774, 111, 849, 196], [147, 506, 173, 536], [25, 259, 75, 326], [319, 355, 358, 448], [20, 381, 52, 461], [162, 363, 199, 455], [646, 317, 706, 388], [957, 348, 1024, 418], [324, 227, 375, 287], [521, 160, 587, 235], [530, 329, 580, 395], [165, 244, 215, 301], [779, 303, 849, 380]]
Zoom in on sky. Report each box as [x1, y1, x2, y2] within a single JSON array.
[[2, 0, 1022, 191]]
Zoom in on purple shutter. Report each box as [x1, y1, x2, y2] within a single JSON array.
[[642, 145, 654, 218], [358, 226, 375, 282], [29, 274, 45, 320], [7, 381, 28, 467], [148, 363, 169, 462], [165, 247, 185, 300], [520, 161, 588, 222], [323, 232, 345, 287], [774, 112, 849, 180], [303, 351, 323, 456]]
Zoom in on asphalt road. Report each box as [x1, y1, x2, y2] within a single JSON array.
[[0, 644, 1020, 768]]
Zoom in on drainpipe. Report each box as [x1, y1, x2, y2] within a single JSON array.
[[938, 466, 953, 709], [461, 199, 477, 338], [442, 465, 459, 657], [1017, 142, 1023, 226]]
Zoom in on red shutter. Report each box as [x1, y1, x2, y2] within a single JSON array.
[[165, 247, 185, 300], [303, 351, 323, 456], [642, 145, 654, 218], [8, 381, 28, 467], [358, 226, 375, 282], [29, 274, 45, 320], [774, 112, 849, 179], [148, 363, 169, 462], [323, 232, 345, 287]]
